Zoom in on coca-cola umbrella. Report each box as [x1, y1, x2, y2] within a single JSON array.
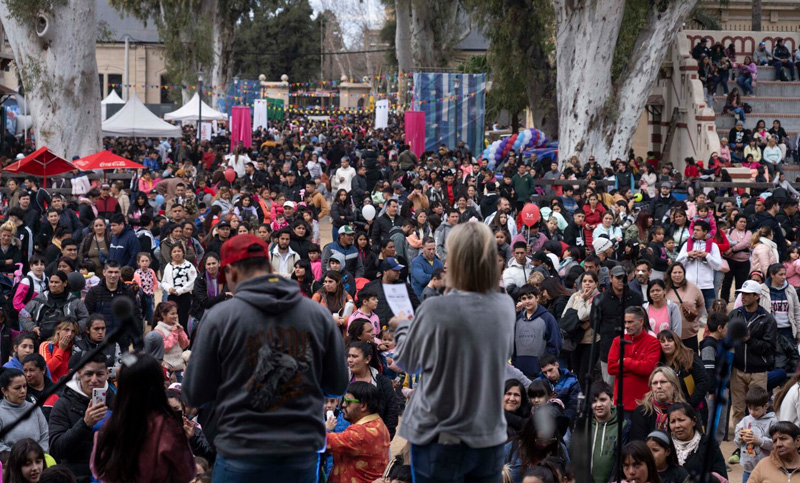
[[5, 146, 77, 188], [74, 151, 145, 171]]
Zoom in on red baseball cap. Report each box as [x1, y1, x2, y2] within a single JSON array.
[[218, 234, 270, 284]]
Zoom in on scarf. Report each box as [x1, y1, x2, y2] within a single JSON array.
[[653, 399, 671, 431], [205, 271, 219, 298], [673, 431, 702, 465], [760, 237, 780, 263]]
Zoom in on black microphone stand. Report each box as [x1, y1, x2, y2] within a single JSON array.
[[615, 314, 627, 483], [577, 300, 601, 483], [0, 315, 129, 440]]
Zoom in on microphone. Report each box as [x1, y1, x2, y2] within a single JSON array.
[[111, 296, 141, 349], [66, 271, 85, 293]]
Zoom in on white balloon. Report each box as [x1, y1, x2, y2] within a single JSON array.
[[362, 204, 376, 221]]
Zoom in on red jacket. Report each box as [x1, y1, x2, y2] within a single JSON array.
[[607, 331, 661, 411]]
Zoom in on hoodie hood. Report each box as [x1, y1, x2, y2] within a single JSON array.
[[234, 274, 303, 315], [766, 278, 789, 291]]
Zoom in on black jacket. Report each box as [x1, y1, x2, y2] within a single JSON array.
[[49, 384, 116, 482], [330, 201, 355, 229], [84, 282, 143, 334], [590, 287, 644, 362], [729, 306, 777, 373], [758, 213, 787, 260], [650, 194, 678, 223], [372, 213, 404, 249], [190, 274, 229, 320], [682, 433, 727, 481], [351, 174, 368, 204]]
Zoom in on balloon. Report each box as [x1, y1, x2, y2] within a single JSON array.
[[155, 194, 165, 206], [362, 204, 376, 221], [520, 203, 540, 227], [225, 168, 236, 183]]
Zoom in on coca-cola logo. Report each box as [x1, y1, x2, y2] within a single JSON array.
[[99, 161, 127, 168]]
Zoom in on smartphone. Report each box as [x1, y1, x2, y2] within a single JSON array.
[[326, 410, 334, 421], [92, 388, 107, 406]]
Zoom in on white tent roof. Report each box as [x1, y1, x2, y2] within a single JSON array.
[[164, 92, 227, 121], [100, 90, 125, 105], [102, 92, 182, 138]]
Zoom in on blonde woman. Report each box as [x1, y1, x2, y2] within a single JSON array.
[[0, 220, 21, 275], [389, 222, 515, 482], [211, 186, 234, 213], [630, 366, 688, 441], [750, 226, 778, 276]]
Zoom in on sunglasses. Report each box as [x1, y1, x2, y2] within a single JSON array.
[[342, 397, 361, 405]]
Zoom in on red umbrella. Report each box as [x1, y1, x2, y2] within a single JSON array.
[[74, 151, 145, 171], [5, 146, 77, 188]]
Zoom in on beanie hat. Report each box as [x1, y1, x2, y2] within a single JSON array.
[[592, 237, 613, 254]]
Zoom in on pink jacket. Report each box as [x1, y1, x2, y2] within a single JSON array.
[[751, 243, 778, 276], [785, 259, 800, 288]]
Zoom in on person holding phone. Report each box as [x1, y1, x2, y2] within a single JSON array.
[[48, 352, 112, 481]]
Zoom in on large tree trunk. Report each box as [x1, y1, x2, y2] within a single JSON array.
[[395, 0, 412, 110], [0, 0, 101, 159], [201, 0, 234, 109], [553, 0, 696, 167], [752, 0, 762, 31], [410, 0, 438, 68]]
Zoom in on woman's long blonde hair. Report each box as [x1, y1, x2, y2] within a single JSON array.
[[638, 366, 687, 416], [446, 222, 499, 293], [750, 226, 773, 249], [49, 318, 79, 345]]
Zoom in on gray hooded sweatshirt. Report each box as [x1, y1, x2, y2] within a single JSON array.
[[183, 274, 348, 458]]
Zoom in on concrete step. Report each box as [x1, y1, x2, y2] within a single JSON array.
[[716, 113, 800, 131], [726, 80, 800, 97], [713, 96, 800, 114]]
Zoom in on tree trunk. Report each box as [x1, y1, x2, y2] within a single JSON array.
[[201, 0, 233, 109], [0, 0, 101, 159], [410, 0, 438, 68], [752, 0, 762, 31], [553, 0, 696, 167], [395, 0, 412, 110]]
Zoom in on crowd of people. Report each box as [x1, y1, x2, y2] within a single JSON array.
[[0, 104, 799, 483]]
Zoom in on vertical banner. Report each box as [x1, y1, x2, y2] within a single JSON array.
[[230, 106, 252, 152], [404, 111, 426, 158], [200, 122, 213, 141], [253, 99, 268, 130], [267, 98, 284, 121], [375, 100, 389, 129], [412, 73, 486, 157]]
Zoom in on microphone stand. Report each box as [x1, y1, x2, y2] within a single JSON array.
[[615, 313, 626, 483], [694, 339, 737, 483], [577, 299, 601, 483], [0, 322, 128, 440]]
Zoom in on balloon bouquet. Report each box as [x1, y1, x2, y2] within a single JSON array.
[[480, 128, 558, 174]]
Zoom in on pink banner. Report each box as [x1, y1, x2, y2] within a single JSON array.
[[404, 111, 425, 158], [230, 106, 252, 152]]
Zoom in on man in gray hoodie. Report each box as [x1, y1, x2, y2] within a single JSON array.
[[184, 235, 348, 482]]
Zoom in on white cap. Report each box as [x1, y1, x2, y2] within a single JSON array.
[[736, 280, 762, 294]]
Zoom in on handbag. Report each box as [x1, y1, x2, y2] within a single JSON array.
[[673, 288, 699, 323]]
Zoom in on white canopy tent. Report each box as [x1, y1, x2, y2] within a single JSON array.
[[164, 92, 227, 122], [102, 92, 182, 138], [100, 90, 125, 120]]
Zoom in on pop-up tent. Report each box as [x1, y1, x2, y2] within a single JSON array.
[[102, 92, 182, 138], [164, 92, 227, 122], [100, 90, 125, 120]]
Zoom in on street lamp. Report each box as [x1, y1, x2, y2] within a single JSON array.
[[197, 71, 204, 141]]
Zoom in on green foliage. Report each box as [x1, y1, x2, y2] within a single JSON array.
[[463, 0, 555, 122], [232, 0, 321, 82], [689, 7, 722, 30], [611, 0, 650, 84], [5, 0, 66, 22], [380, 15, 397, 67]]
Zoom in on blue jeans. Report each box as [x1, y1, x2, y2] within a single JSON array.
[[701, 288, 717, 310], [774, 59, 796, 80], [737, 75, 754, 95], [213, 454, 319, 483], [744, 470, 751, 483], [729, 106, 745, 122], [411, 442, 505, 483], [142, 293, 154, 325]]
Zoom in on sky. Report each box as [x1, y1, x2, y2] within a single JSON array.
[[309, 0, 386, 47]]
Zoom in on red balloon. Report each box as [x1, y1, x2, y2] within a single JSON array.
[[520, 203, 540, 227], [225, 168, 236, 183]]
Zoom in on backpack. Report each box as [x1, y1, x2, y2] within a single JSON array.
[[6, 275, 34, 330]]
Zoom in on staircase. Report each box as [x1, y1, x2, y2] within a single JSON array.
[[714, 65, 800, 145]]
